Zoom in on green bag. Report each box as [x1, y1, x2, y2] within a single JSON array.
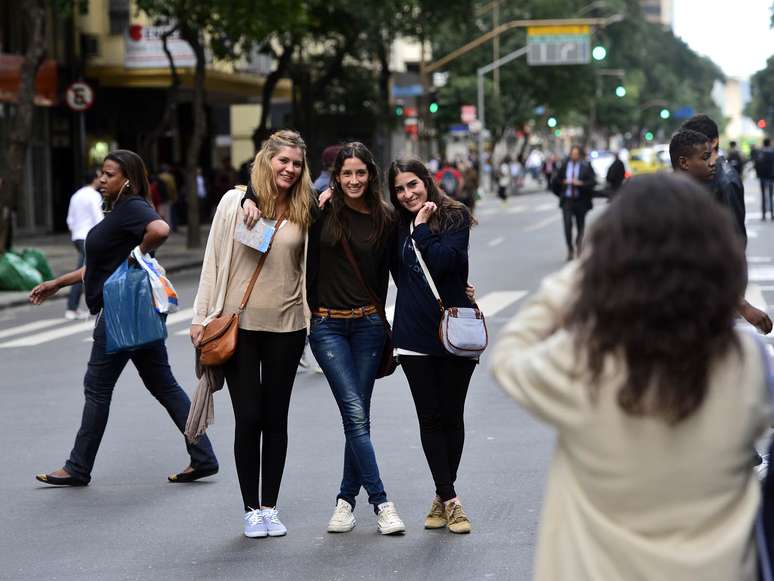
[[19, 248, 54, 280], [0, 251, 44, 291]]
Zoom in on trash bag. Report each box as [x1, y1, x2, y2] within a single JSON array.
[[0, 251, 44, 291], [102, 259, 167, 354], [19, 248, 54, 281]]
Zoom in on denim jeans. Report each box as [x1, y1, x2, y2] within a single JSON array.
[[64, 314, 217, 483], [66, 240, 86, 311], [309, 313, 388, 509]]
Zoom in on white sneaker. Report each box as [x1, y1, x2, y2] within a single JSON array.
[[261, 507, 287, 537], [376, 501, 406, 535], [244, 508, 267, 538], [327, 499, 356, 533], [65, 309, 90, 320]]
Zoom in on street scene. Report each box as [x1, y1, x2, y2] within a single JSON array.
[[2, 0, 774, 580]]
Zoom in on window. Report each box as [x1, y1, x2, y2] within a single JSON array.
[[109, 0, 130, 35]]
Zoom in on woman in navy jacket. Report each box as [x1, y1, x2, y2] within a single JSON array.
[[387, 158, 477, 535]]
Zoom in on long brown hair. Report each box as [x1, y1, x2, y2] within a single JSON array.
[[327, 142, 394, 245], [250, 129, 314, 229], [387, 158, 476, 233], [566, 173, 745, 424], [104, 149, 151, 203]]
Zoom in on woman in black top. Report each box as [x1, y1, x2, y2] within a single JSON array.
[[307, 143, 406, 535], [29, 149, 217, 487]]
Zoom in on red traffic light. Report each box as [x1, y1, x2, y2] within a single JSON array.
[[759, 119, 768, 129]]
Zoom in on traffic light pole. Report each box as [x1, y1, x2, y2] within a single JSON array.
[[477, 46, 529, 188]]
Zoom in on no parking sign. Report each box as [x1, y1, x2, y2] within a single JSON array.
[[65, 82, 94, 112]]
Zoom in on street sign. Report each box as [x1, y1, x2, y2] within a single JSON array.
[[461, 105, 477, 124], [65, 81, 94, 112], [392, 84, 424, 98], [526, 25, 590, 66]]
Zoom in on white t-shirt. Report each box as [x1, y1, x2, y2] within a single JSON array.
[[66, 185, 103, 241]]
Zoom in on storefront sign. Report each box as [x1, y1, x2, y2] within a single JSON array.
[[124, 24, 197, 69]]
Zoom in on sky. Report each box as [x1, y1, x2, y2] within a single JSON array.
[[672, 0, 773, 80]]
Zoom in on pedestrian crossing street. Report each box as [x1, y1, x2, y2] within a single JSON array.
[[0, 290, 529, 349]]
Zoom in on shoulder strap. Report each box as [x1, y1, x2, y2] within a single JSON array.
[[409, 223, 445, 312], [238, 209, 287, 311], [339, 237, 392, 337]]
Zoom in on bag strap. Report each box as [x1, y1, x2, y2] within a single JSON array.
[[409, 223, 445, 312], [238, 209, 288, 312], [339, 237, 392, 338]]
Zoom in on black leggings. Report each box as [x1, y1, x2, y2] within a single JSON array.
[[561, 202, 588, 252], [223, 328, 306, 511], [400, 356, 476, 502]]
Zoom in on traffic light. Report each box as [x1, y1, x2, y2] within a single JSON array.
[[759, 119, 768, 129], [395, 105, 404, 117], [645, 131, 654, 141], [547, 117, 558, 128], [428, 91, 439, 114], [592, 46, 607, 61], [615, 85, 626, 98], [660, 108, 670, 119]]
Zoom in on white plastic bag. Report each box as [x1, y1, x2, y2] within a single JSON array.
[[131, 246, 179, 314]]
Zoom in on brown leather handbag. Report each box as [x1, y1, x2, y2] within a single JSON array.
[[339, 237, 398, 378], [197, 211, 287, 366]]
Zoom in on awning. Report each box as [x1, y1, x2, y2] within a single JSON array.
[[84, 65, 292, 104], [0, 54, 58, 106]]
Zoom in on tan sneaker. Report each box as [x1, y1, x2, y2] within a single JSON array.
[[424, 497, 447, 529], [445, 501, 471, 534]]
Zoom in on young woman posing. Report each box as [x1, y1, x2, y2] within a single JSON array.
[[307, 143, 406, 535], [191, 130, 314, 538], [31, 149, 218, 487], [387, 158, 478, 534]]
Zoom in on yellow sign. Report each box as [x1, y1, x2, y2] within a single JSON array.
[[527, 25, 590, 36]]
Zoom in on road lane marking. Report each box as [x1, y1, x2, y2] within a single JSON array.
[[534, 202, 555, 212], [488, 236, 505, 247], [0, 308, 195, 348], [749, 257, 772, 263], [523, 214, 561, 232], [505, 205, 527, 214], [749, 267, 774, 282], [0, 318, 69, 340], [476, 291, 528, 316]]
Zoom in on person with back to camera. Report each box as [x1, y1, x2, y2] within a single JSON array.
[[493, 172, 770, 581], [30, 149, 218, 487]]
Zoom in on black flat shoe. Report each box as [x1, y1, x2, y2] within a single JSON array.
[[35, 473, 88, 486], [168, 466, 218, 483]]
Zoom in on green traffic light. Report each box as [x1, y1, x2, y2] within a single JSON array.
[[645, 131, 654, 141], [429, 102, 439, 114], [660, 108, 670, 119], [554, 129, 562, 137], [395, 106, 404, 117], [547, 117, 557, 128], [592, 46, 607, 61], [615, 86, 626, 98]]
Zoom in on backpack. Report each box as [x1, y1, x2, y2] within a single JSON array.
[[439, 170, 460, 198]]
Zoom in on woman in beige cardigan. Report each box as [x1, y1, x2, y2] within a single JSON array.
[[190, 130, 314, 539], [493, 172, 770, 581]]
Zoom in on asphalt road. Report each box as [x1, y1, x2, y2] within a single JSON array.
[[2, 180, 773, 581]]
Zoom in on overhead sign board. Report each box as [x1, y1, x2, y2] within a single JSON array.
[[392, 84, 424, 98], [124, 24, 197, 69], [526, 25, 590, 66]]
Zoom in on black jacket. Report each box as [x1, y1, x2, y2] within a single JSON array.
[[551, 159, 596, 210], [712, 157, 747, 247], [606, 159, 626, 190]]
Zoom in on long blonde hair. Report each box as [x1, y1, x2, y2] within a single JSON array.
[[250, 130, 314, 229]]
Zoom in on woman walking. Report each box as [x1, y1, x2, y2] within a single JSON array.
[[493, 173, 769, 581], [190, 130, 313, 538], [306, 143, 406, 535], [387, 159, 478, 534], [30, 149, 218, 487]]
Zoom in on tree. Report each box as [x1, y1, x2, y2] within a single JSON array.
[[748, 56, 774, 136], [0, 0, 48, 253]]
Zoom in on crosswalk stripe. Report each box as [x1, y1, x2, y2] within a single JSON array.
[[477, 291, 528, 316], [523, 214, 561, 232], [534, 202, 555, 211], [0, 318, 69, 340], [488, 236, 505, 247], [505, 205, 527, 214]]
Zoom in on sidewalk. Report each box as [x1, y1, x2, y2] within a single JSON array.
[[0, 226, 208, 310]]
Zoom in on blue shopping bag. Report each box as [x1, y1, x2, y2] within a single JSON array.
[[103, 259, 167, 354]]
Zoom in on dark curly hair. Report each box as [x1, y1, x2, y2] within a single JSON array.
[[566, 172, 746, 424], [387, 158, 476, 234]]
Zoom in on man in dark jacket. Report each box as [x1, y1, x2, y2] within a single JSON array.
[[551, 145, 596, 261], [605, 152, 626, 199], [755, 138, 774, 220]]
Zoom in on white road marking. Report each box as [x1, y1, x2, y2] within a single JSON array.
[[534, 202, 556, 212], [523, 214, 561, 232], [0, 318, 69, 340], [488, 236, 505, 247], [746, 284, 768, 312], [0, 308, 194, 348], [749, 228, 759, 239], [476, 291, 528, 317], [758, 286, 774, 292], [505, 205, 527, 214], [748, 257, 772, 263], [749, 267, 774, 282], [477, 208, 499, 216]]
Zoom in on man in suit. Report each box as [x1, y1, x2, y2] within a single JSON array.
[[551, 145, 596, 261]]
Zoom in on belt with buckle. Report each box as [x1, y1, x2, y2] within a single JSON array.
[[313, 305, 377, 319]]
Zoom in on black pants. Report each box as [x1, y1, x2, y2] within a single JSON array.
[[223, 328, 306, 511], [561, 200, 588, 252], [400, 355, 476, 502], [762, 179, 774, 218]]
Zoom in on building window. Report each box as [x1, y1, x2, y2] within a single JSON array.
[[109, 0, 130, 35]]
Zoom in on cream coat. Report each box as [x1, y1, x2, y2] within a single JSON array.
[[492, 263, 769, 581]]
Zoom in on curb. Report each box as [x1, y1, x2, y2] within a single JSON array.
[[0, 259, 204, 312]]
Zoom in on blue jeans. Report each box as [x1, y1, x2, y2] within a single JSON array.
[[309, 313, 388, 509], [64, 314, 217, 483], [66, 240, 86, 311]]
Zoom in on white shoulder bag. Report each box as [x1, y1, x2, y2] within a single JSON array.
[[410, 224, 488, 358]]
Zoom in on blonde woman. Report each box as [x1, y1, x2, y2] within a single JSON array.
[[190, 130, 314, 538]]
